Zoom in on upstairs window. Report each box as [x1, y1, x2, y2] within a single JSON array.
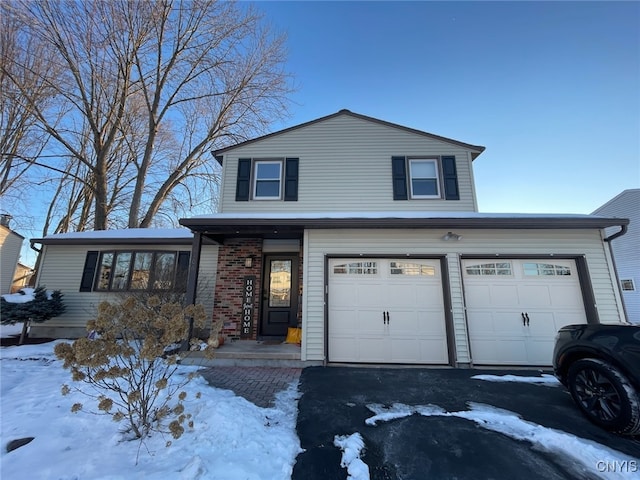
[[409, 159, 440, 198], [253, 160, 282, 199], [236, 157, 299, 202]]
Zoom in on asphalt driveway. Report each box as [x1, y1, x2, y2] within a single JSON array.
[[293, 367, 640, 480]]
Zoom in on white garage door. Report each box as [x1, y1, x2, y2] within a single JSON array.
[[462, 259, 587, 366], [328, 258, 449, 364]]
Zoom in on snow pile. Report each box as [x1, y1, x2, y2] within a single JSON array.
[[472, 373, 561, 386], [1, 288, 38, 304], [0, 341, 302, 480], [334, 432, 369, 480]]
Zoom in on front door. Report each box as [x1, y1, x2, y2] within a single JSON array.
[[260, 255, 299, 337]]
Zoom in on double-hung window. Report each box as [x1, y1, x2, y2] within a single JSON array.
[[409, 158, 440, 198], [253, 160, 283, 199]]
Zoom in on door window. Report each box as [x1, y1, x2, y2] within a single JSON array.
[[269, 259, 292, 307]]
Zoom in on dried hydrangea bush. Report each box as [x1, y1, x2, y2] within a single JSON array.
[[54, 296, 214, 440]]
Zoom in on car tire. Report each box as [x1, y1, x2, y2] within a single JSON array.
[[566, 358, 640, 435]]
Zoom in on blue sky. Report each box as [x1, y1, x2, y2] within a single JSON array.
[[10, 1, 640, 267], [256, 0, 639, 213]]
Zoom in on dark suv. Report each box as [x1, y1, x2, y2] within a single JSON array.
[[553, 323, 640, 435]]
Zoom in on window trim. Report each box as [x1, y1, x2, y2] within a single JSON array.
[[408, 157, 441, 199], [252, 159, 283, 200], [93, 250, 187, 292]]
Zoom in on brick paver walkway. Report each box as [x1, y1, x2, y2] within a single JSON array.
[[199, 366, 302, 408]]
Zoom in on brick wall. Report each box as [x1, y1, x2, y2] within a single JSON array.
[[213, 239, 263, 340]]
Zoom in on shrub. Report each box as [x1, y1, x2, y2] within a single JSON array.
[[54, 296, 213, 440], [0, 286, 65, 325]]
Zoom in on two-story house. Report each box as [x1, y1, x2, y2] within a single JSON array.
[[30, 110, 629, 367], [179, 109, 629, 367]]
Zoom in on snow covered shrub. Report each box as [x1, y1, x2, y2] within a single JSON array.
[[0, 286, 65, 325], [54, 296, 213, 440]]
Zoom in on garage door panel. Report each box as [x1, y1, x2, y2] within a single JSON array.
[[330, 309, 358, 334], [329, 337, 357, 362], [358, 337, 387, 362], [465, 285, 491, 305], [357, 310, 386, 335], [525, 339, 555, 366], [490, 285, 520, 306], [357, 283, 386, 307], [417, 314, 447, 335], [471, 338, 529, 365], [526, 312, 558, 336], [330, 285, 355, 307], [550, 286, 585, 308], [386, 286, 417, 306], [389, 338, 420, 363], [467, 311, 526, 336], [518, 285, 552, 306]]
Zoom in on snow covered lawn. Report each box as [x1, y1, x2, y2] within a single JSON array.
[[0, 338, 302, 480]]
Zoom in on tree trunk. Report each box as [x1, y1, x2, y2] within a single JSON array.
[[18, 320, 30, 345]]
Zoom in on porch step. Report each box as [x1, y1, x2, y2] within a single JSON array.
[[178, 340, 321, 368]]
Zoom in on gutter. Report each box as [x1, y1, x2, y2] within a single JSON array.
[[603, 224, 628, 242]]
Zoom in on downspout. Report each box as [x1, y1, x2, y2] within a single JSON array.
[[602, 223, 629, 323], [28, 240, 42, 287]]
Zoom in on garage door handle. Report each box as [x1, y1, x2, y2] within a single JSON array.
[[383, 311, 390, 324], [521, 312, 530, 326], [386, 311, 390, 324]]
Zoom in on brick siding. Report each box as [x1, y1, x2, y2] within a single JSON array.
[[213, 239, 263, 340]]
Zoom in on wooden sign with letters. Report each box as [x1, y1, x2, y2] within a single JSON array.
[[241, 276, 256, 338]]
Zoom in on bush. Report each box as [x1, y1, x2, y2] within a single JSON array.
[[0, 286, 65, 325], [54, 296, 213, 440]]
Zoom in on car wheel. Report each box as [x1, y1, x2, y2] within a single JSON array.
[[566, 358, 640, 435]]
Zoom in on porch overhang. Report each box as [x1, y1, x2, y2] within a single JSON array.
[[178, 212, 629, 243]]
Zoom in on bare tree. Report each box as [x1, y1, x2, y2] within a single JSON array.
[[4, 0, 292, 232], [0, 4, 60, 200]]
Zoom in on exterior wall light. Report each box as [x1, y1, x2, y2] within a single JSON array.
[[442, 232, 462, 241], [245, 256, 254, 268]]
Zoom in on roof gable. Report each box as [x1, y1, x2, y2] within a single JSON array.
[[213, 109, 485, 164]]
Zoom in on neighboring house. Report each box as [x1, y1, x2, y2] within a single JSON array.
[[11, 262, 35, 293], [592, 189, 640, 323], [176, 109, 629, 367], [0, 218, 24, 295], [29, 229, 218, 338]]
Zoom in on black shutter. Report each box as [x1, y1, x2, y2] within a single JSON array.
[[284, 157, 299, 201], [79, 251, 99, 292], [391, 156, 408, 200], [175, 251, 191, 292], [235, 158, 252, 201], [442, 156, 459, 200]]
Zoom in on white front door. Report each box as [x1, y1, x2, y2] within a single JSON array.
[[328, 258, 448, 364], [462, 259, 587, 365]]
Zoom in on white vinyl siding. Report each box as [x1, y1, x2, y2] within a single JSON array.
[[30, 243, 218, 338], [301, 228, 624, 364], [219, 114, 478, 213]]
